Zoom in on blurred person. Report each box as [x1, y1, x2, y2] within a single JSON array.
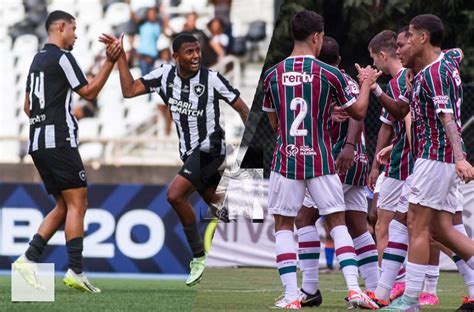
[[102, 33, 249, 286], [262, 10, 380, 309], [137, 7, 162, 75], [182, 12, 218, 67], [207, 17, 229, 60], [13, 10, 121, 293]]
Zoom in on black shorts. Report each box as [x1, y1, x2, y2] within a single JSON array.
[[179, 150, 225, 193], [31, 148, 87, 195]]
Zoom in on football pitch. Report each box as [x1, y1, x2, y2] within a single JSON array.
[[0, 269, 467, 311]]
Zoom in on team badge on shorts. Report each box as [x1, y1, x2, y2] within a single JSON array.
[[79, 170, 87, 181], [193, 84, 205, 97]]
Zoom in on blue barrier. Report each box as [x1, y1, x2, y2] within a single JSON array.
[[0, 183, 209, 275]]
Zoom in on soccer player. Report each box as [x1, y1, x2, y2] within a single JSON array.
[[363, 14, 474, 310], [262, 10, 380, 309], [295, 36, 379, 307], [367, 29, 413, 304], [101, 33, 249, 286], [13, 10, 122, 292]]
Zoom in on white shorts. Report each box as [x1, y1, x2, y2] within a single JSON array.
[[396, 175, 411, 214], [378, 177, 406, 212], [268, 171, 345, 217], [408, 158, 460, 213], [303, 184, 368, 212], [374, 172, 386, 194]]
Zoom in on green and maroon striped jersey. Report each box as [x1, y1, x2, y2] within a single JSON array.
[[332, 72, 368, 186], [262, 55, 356, 179], [400, 53, 465, 163], [379, 68, 413, 181]]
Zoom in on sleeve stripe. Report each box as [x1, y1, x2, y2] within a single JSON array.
[[399, 95, 409, 104], [262, 106, 275, 112], [379, 116, 392, 125], [59, 54, 80, 88], [340, 97, 356, 109], [435, 108, 454, 114]]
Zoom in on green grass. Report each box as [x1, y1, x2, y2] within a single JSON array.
[[0, 269, 467, 311]]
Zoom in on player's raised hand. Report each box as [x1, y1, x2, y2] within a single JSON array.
[[376, 145, 393, 166], [355, 63, 367, 84], [455, 159, 473, 183], [405, 69, 414, 91], [365, 66, 382, 89]]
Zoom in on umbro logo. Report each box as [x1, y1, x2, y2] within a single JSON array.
[[183, 169, 192, 175]]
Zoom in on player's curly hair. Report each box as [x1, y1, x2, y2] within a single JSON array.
[[410, 14, 444, 47]]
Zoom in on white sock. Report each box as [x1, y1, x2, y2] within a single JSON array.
[[297, 226, 320, 295], [330, 225, 360, 292], [422, 265, 439, 294], [353, 231, 379, 291], [453, 224, 474, 299], [405, 261, 427, 299], [468, 257, 474, 271], [375, 220, 408, 301], [275, 230, 298, 301]]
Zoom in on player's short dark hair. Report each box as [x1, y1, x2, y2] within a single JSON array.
[[410, 14, 444, 47], [318, 36, 339, 65], [368, 30, 398, 57], [45, 10, 75, 32], [397, 26, 409, 36], [291, 10, 324, 41], [172, 33, 198, 53]]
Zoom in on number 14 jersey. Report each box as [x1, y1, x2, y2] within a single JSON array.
[[262, 55, 356, 180]]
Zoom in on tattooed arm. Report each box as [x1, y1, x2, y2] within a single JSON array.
[[439, 113, 473, 182]]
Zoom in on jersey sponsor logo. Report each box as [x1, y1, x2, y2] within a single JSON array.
[[183, 168, 192, 175], [345, 80, 360, 95], [452, 70, 461, 86], [182, 85, 190, 93], [285, 144, 317, 157], [169, 98, 204, 117], [433, 95, 450, 110], [79, 170, 86, 181], [29, 114, 46, 125], [281, 71, 314, 86], [193, 84, 205, 97]]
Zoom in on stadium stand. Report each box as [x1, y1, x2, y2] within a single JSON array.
[[0, 0, 271, 166]]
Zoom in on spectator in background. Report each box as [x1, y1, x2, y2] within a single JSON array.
[[137, 7, 161, 75], [181, 12, 218, 67], [207, 17, 229, 61]]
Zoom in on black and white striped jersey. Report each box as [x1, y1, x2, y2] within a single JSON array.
[[140, 64, 240, 159], [26, 43, 88, 153]]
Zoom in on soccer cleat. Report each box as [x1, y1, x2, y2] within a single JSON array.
[[299, 288, 323, 307], [209, 202, 231, 223], [366, 290, 390, 308], [12, 255, 45, 290], [346, 289, 379, 310], [419, 292, 439, 305], [186, 254, 207, 286], [457, 296, 474, 311], [390, 281, 406, 301], [63, 269, 101, 293], [382, 295, 420, 311], [274, 295, 301, 309]]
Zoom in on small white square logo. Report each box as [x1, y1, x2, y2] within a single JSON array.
[[11, 263, 55, 302]]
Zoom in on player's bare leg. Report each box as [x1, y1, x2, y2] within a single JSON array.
[[167, 175, 206, 285], [375, 209, 395, 264], [294, 207, 322, 307]]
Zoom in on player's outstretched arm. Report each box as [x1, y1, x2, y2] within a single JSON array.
[[373, 89, 410, 121], [99, 33, 147, 98], [75, 36, 122, 100], [231, 97, 249, 124], [439, 112, 473, 182], [345, 66, 381, 120]]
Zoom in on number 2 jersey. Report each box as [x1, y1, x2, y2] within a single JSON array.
[[262, 55, 357, 180], [26, 44, 88, 153]]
